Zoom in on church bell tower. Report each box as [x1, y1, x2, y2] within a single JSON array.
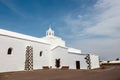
[[46, 27, 54, 37]]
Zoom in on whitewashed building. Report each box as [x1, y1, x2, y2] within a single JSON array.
[[0, 28, 100, 72]]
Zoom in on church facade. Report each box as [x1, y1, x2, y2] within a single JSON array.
[[0, 28, 100, 72]]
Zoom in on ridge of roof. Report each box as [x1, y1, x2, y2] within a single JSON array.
[[0, 29, 49, 44], [51, 46, 68, 51]]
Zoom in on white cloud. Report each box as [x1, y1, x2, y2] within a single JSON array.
[[84, 0, 120, 38], [64, 0, 120, 60]]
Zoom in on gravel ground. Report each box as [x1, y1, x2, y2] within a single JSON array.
[[0, 65, 120, 80]]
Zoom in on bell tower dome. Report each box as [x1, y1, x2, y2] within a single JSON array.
[[46, 27, 54, 37]]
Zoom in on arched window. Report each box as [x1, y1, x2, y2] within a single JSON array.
[[7, 47, 13, 55], [40, 51, 43, 57]]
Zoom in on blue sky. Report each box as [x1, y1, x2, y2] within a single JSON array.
[[0, 0, 120, 60]]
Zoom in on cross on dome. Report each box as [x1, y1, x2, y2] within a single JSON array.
[[46, 25, 54, 37]]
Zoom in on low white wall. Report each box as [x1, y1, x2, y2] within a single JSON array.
[[90, 54, 100, 69]]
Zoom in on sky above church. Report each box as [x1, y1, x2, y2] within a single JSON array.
[[0, 0, 120, 60]]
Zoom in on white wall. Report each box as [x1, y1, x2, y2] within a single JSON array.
[[43, 36, 65, 49], [0, 35, 26, 72], [51, 46, 88, 69], [32, 42, 50, 69], [0, 34, 100, 72], [90, 54, 100, 69], [0, 35, 50, 72], [51, 46, 68, 68], [68, 53, 88, 69]]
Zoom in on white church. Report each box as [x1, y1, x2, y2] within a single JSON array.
[[0, 27, 100, 72]]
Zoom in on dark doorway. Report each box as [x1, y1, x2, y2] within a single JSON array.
[[76, 61, 80, 69], [55, 59, 60, 68]]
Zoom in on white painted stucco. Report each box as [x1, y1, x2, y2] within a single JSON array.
[[42, 28, 65, 49], [0, 28, 100, 72], [0, 34, 50, 72], [90, 54, 100, 69]]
